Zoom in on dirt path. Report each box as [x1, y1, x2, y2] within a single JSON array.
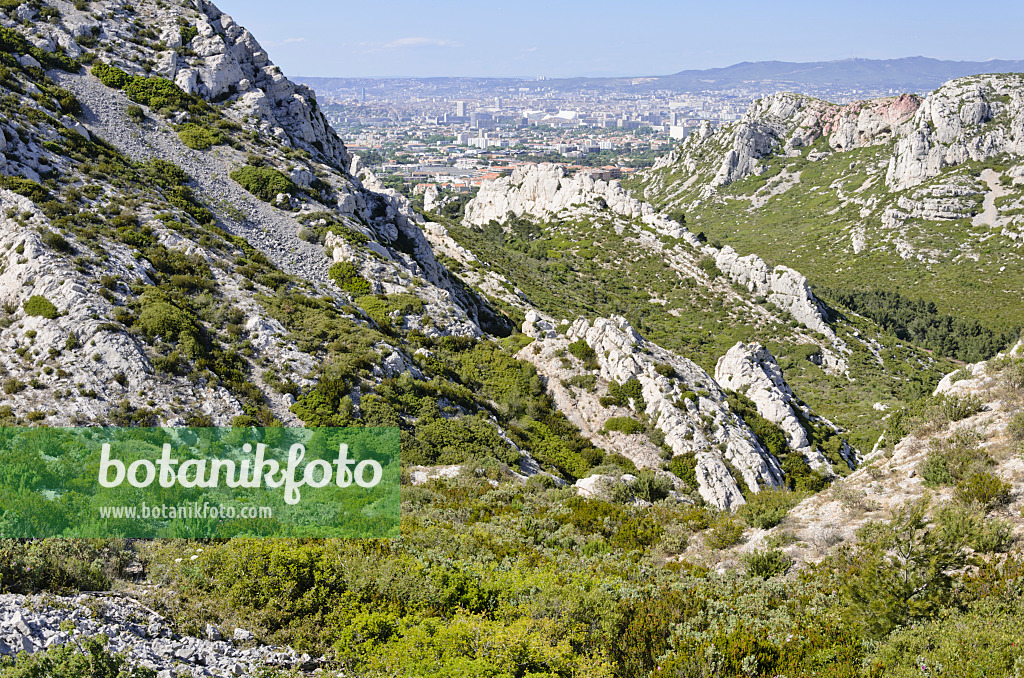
[[973, 168, 1009, 228]]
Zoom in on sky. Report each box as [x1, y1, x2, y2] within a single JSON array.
[[213, 0, 1024, 79]]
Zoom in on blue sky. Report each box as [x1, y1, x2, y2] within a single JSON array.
[[213, 0, 1024, 78]]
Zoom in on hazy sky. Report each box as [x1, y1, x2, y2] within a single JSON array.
[[212, 0, 1024, 79]]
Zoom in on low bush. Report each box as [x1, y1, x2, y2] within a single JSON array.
[[567, 338, 598, 370], [936, 393, 983, 422], [666, 453, 698, 489], [1008, 412, 1024, 442], [24, 295, 58, 319], [603, 416, 644, 435], [230, 166, 296, 202], [125, 104, 145, 122], [177, 123, 222, 150], [123, 75, 190, 111], [0, 175, 49, 202], [954, 472, 1012, 511], [0, 635, 154, 677], [40, 230, 73, 252], [705, 513, 745, 549], [738, 488, 802, 529], [920, 430, 991, 487], [90, 62, 131, 88], [743, 548, 792, 578], [328, 261, 371, 296]]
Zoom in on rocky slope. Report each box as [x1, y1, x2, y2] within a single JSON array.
[[518, 314, 853, 509], [746, 339, 1024, 566], [462, 163, 836, 342], [631, 76, 1024, 337], [0, 0, 514, 432]]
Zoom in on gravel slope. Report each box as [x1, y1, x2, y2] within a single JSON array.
[[53, 70, 332, 286]]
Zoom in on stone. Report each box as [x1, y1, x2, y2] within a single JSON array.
[[16, 54, 41, 70]]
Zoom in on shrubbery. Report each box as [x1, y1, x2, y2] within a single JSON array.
[[566, 338, 598, 370], [176, 123, 222, 150], [230, 165, 296, 202], [743, 548, 792, 578], [91, 62, 131, 88], [602, 416, 644, 434], [953, 471, 1011, 510], [0, 175, 49, 202], [920, 430, 991, 487], [737, 488, 802, 529], [23, 295, 58, 319], [328, 261, 371, 296]]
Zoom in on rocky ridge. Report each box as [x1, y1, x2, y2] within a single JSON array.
[[519, 314, 850, 509], [464, 163, 839, 350]]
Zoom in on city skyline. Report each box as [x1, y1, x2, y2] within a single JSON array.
[[214, 0, 1024, 79]]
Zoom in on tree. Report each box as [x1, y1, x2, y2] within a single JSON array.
[[839, 498, 978, 638]]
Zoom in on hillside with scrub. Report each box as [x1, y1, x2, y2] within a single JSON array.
[[0, 0, 1022, 676]]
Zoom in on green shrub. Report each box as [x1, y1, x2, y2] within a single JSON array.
[[24, 295, 58, 319], [179, 24, 198, 44], [41, 230, 72, 252], [603, 416, 644, 435], [738, 488, 802, 529], [329, 261, 371, 296], [604, 377, 646, 412], [567, 338, 598, 369], [135, 295, 204, 358], [743, 548, 792, 578], [840, 499, 978, 639], [90, 62, 131, 89], [654, 363, 677, 379], [705, 513, 745, 549], [123, 75, 190, 110], [125, 104, 144, 122], [937, 393, 983, 422], [0, 175, 49, 202], [1008, 412, 1024, 442], [954, 472, 1011, 510], [624, 469, 673, 503], [697, 255, 721, 278], [0, 538, 132, 593], [727, 391, 789, 457], [667, 453, 698, 489], [0, 634, 155, 677], [3, 378, 24, 394], [920, 431, 991, 487], [177, 123, 222, 150], [230, 165, 297, 202]]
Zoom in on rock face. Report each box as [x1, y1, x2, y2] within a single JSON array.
[[886, 75, 1024, 190], [713, 246, 834, 340], [177, 1, 349, 169], [650, 75, 1024, 194], [715, 342, 856, 471], [520, 316, 792, 510], [465, 163, 652, 225], [653, 92, 921, 192]]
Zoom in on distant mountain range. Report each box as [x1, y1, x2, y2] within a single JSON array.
[[546, 57, 1024, 93], [300, 57, 1024, 96]]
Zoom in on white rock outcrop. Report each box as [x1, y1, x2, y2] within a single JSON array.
[[886, 75, 1024, 190], [713, 246, 835, 340], [715, 342, 855, 471], [519, 316, 789, 510]]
